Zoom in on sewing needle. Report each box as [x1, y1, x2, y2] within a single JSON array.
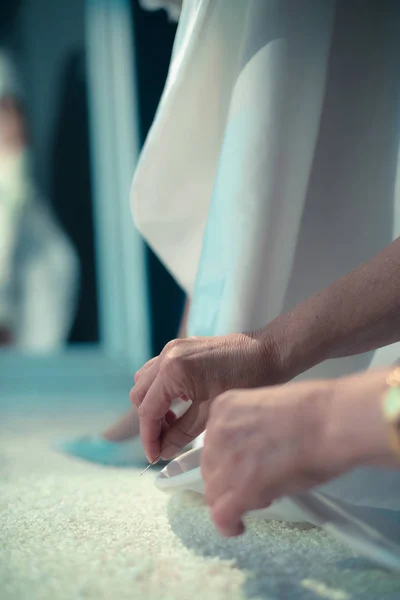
[[140, 456, 160, 476]]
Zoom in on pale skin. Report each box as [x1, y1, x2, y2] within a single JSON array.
[[130, 237, 400, 463], [202, 370, 398, 537]]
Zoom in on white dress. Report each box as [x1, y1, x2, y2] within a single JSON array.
[[0, 52, 79, 351], [132, 0, 400, 511]]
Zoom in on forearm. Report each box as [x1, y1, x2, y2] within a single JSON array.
[[263, 238, 400, 380]]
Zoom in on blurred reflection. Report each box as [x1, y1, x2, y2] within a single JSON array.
[[51, 48, 98, 345], [0, 43, 79, 351]]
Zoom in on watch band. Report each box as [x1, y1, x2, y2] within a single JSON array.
[[383, 367, 400, 460]]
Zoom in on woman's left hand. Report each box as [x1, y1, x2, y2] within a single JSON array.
[[201, 381, 341, 537]]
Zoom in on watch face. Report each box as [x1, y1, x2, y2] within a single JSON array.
[[384, 387, 400, 422], [387, 367, 400, 387]]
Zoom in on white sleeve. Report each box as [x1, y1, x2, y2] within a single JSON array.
[[0, 152, 31, 326]]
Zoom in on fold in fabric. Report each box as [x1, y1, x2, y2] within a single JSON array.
[[132, 0, 246, 293]]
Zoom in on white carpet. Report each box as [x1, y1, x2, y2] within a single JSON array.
[[2, 411, 400, 600]]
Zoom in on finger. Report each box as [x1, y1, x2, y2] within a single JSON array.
[[139, 416, 163, 463], [139, 373, 187, 421], [159, 411, 179, 447], [138, 373, 183, 460], [203, 463, 234, 508], [205, 463, 275, 534], [130, 360, 160, 408], [160, 401, 211, 460], [165, 409, 177, 427], [210, 479, 274, 537], [211, 490, 246, 537], [201, 426, 223, 475], [134, 357, 158, 383], [204, 463, 275, 518]]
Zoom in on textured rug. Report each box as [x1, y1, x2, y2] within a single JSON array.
[[2, 410, 400, 600]]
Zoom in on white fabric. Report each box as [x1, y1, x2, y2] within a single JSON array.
[[139, 0, 182, 22], [0, 52, 79, 350], [12, 198, 79, 351], [0, 152, 31, 325], [132, 0, 400, 512], [132, 0, 243, 293]]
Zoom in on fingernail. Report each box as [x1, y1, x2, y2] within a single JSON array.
[[160, 446, 178, 461], [145, 455, 160, 465]]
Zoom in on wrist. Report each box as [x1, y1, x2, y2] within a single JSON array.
[[248, 327, 289, 386], [322, 372, 397, 473], [255, 311, 329, 384]]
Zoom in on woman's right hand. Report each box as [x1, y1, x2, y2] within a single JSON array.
[[129, 332, 282, 462], [201, 368, 399, 537]]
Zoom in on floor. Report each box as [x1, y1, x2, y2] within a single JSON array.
[[2, 387, 400, 599]]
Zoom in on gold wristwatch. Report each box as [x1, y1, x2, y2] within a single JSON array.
[[383, 367, 400, 459]]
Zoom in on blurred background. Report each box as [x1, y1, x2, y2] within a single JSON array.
[[0, 0, 184, 386]]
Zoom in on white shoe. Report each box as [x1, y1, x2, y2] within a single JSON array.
[[54, 435, 149, 467]]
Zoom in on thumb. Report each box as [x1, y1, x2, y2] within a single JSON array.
[[160, 401, 211, 460]]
